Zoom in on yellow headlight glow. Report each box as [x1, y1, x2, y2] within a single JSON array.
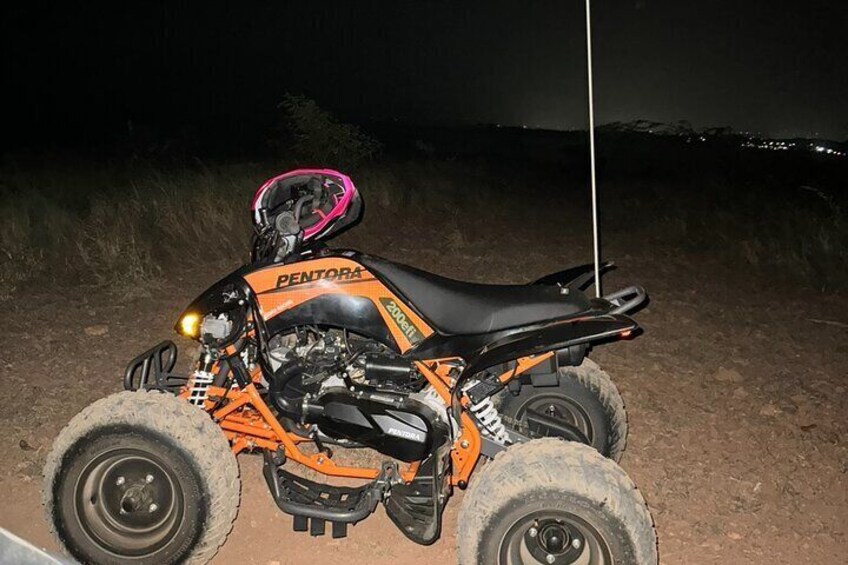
[[179, 313, 201, 337]]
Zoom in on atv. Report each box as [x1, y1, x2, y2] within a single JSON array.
[[43, 169, 657, 564]]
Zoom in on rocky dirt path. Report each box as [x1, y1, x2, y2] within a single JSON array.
[[1, 232, 846, 564]]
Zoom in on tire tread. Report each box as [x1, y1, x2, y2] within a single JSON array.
[[42, 390, 240, 565], [457, 438, 656, 565], [566, 358, 628, 461]]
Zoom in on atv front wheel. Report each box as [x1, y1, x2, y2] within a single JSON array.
[[497, 358, 627, 461], [43, 390, 240, 565], [457, 438, 656, 565]]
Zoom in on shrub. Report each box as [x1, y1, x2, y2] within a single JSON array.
[[278, 94, 381, 168]]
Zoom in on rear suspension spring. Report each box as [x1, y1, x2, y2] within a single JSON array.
[[469, 397, 509, 444]]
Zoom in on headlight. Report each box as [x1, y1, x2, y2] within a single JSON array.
[[178, 313, 201, 338], [200, 315, 233, 340]]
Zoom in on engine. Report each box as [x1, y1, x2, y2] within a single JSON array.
[[266, 328, 451, 462]]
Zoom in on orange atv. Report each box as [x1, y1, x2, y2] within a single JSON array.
[[43, 169, 657, 564]]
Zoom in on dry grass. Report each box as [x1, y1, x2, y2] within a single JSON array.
[[0, 161, 261, 297], [603, 175, 848, 290], [0, 155, 845, 298]]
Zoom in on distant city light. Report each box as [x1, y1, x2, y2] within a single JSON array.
[[739, 137, 843, 157]]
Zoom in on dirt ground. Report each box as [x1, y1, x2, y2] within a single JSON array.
[[1, 221, 846, 564]]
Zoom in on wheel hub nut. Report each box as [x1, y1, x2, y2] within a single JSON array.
[[115, 476, 125, 486], [148, 503, 158, 513], [528, 527, 538, 538], [572, 538, 582, 550], [145, 474, 154, 483], [546, 554, 556, 564]]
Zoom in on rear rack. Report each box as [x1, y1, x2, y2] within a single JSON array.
[[604, 285, 647, 314]]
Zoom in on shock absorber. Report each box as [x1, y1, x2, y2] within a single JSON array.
[[187, 370, 215, 406], [187, 349, 216, 406], [469, 397, 510, 444]]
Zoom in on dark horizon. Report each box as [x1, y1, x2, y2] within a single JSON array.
[[3, 0, 847, 153]]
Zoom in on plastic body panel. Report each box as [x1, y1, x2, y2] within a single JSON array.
[[242, 256, 434, 353]]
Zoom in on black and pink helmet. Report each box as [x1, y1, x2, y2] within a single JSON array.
[[250, 168, 362, 247]]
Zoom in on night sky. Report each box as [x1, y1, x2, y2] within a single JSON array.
[[4, 1, 847, 151]]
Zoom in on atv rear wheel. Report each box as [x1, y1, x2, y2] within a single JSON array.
[[497, 358, 627, 461], [43, 390, 240, 565], [457, 438, 656, 565]]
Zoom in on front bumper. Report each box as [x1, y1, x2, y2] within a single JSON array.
[[123, 340, 188, 393]]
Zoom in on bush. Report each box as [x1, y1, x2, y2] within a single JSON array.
[[278, 94, 381, 169]]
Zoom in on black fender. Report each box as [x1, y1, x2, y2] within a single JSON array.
[[461, 314, 636, 379], [450, 313, 637, 417]]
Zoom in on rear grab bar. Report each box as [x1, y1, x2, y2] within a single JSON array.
[[604, 285, 647, 314]]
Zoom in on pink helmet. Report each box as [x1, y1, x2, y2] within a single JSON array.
[[250, 168, 362, 261]]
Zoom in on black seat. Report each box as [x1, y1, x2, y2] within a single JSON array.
[[360, 256, 592, 335]]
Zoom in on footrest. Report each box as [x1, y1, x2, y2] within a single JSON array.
[[262, 453, 388, 538]]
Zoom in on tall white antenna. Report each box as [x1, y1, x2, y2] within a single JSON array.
[[585, 0, 601, 297]]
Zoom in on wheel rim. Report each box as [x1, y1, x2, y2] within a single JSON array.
[[499, 510, 613, 565], [74, 448, 184, 557], [516, 394, 595, 446]]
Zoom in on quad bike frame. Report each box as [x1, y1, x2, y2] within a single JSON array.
[[125, 344, 568, 542], [123, 253, 646, 543], [127, 343, 560, 484]]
